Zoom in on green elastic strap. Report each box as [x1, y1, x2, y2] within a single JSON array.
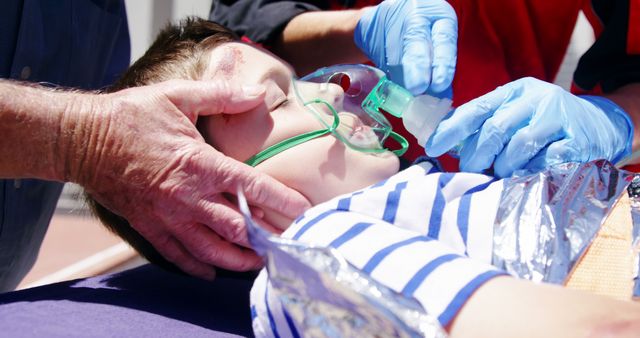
[[244, 129, 330, 167], [245, 98, 339, 167], [389, 131, 409, 157]]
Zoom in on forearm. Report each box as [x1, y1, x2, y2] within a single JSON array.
[[272, 9, 369, 76], [604, 83, 640, 161], [449, 277, 640, 338], [0, 80, 98, 182]]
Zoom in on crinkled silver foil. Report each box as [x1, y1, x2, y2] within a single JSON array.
[[237, 160, 638, 338], [493, 160, 635, 285], [627, 174, 640, 297], [238, 191, 446, 338]]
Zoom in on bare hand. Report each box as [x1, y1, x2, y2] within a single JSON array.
[[67, 79, 311, 279]]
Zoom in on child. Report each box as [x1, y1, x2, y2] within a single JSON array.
[[89, 18, 640, 337]]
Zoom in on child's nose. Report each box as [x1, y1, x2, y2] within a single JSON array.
[[317, 82, 345, 107]]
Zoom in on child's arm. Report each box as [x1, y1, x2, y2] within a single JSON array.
[[450, 276, 640, 338]]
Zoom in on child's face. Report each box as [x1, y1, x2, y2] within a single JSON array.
[[200, 42, 399, 216]]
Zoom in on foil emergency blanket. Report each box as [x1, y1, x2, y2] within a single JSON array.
[[239, 191, 446, 338], [240, 160, 640, 338], [627, 174, 640, 296], [493, 160, 639, 291]]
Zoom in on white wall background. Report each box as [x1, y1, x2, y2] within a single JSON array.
[[554, 11, 595, 90], [125, 0, 213, 63]]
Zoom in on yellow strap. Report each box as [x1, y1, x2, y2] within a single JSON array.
[[564, 194, 635, 300]]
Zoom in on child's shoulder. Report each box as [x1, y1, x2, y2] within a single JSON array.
[[283, 158, 504, 238]]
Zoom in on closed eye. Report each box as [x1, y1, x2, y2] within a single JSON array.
[[272, 98, 289, 111]]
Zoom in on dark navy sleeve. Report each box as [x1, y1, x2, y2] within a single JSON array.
[[209, 0, 329, 46], [0, 0, 130, 292], [574, 0, 640, 93], [0, 1, 23, 77], [7, 0, 130, 90]]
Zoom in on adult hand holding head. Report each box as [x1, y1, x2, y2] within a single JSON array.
[[425, 77, 634, 177], [354, 0, 458, 96], [64, 79, 311, 279]]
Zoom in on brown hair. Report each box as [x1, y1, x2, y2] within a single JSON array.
[[87, 17, 237, 273]]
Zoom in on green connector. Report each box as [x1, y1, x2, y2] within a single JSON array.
[[361, 77, 414, 118]]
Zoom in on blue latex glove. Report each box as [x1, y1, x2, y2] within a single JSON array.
[[354, 0, 457, 96], [425, 77, 634, 177]]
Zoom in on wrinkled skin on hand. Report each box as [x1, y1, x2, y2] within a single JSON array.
[[66, 79, 311, 279]]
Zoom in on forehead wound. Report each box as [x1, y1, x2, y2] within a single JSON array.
[[211, 46, 245, 79]]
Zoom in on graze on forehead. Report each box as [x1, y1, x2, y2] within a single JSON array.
[[210, 45, 245, 79]]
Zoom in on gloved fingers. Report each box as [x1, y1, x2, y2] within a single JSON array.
[[523, 139, 582, 173], [426, 83, 516, 157], [427, 85, 453, 100], [458, 99, 538, 173], [401, 13, 433, 95], [429, 17, 457, 94], [493, 117, 564, 178], [457, 132, 486, 172], [458, 120, 507, 173], [354, 5, 390, 69], [580, 95, 634, 162]]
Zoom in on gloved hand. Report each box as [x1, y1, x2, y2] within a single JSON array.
[[354, 0, 457, 96], [425, 77, 634, 177]]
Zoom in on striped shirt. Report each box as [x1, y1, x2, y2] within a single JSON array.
[[251, 160, 508, 337]]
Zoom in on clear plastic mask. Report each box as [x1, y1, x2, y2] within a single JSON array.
[[245, 64, 409, 167]]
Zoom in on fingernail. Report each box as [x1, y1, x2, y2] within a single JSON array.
[[242, 84, 265, 97]]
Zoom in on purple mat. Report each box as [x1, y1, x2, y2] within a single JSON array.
[[0, 264, 255, 337]]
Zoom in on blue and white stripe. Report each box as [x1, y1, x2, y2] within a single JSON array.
[[251, 161, 507, 337]]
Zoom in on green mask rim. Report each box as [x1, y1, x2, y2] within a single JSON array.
[[244, 97, 409, 167]]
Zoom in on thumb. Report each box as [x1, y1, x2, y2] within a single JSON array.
[[401, 14, 433, 95], [429, 17, 457, 93], [158, 79, 266, 121]]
